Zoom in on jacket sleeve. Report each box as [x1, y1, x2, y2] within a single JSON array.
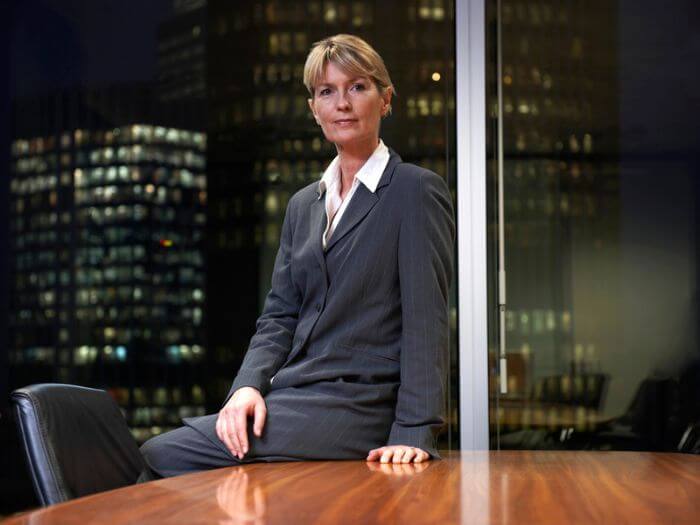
[[386, 169, 455, 459], [223, 195, 302, 405]]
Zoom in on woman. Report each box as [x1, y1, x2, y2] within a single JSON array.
[[140, 34, 454, 478]]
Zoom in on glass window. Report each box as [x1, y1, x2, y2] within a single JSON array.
[[487, 0, 700, 453]]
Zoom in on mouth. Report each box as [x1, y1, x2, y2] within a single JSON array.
[[334, 119, 358, 125]]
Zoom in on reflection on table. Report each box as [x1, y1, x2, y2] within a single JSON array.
[[492, 401, 612, 432]]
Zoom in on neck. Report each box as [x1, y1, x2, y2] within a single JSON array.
[[335, 137, 380, 189]]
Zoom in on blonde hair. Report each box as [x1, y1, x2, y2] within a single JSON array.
[[303, 34, 395, 99]]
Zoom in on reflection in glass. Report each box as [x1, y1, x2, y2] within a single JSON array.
[[488, 0, 700, 452]]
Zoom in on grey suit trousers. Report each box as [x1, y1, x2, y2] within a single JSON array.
[[140, 378, 396, 478]]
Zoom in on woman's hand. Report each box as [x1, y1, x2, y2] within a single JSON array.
[[216, 387, 267, 460], [366, 445, 431, 464]]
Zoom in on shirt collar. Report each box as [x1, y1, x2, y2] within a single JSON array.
[[317, 139, 390, 199]]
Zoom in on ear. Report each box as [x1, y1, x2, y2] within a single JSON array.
[[381, 87, 393, 116]]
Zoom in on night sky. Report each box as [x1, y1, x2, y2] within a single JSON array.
[[9, 0, 172, 98]]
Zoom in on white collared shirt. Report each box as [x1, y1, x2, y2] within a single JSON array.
[[318, 140, 390, 250]]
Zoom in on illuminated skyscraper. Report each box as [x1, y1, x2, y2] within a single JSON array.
[[157, 0, 207, 104], [8, 87, 208, 441]]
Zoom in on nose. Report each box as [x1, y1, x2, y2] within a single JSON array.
[[336, 90, 351, 110]]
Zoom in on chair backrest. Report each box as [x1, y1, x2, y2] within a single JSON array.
[[11, 383, 146, 506], [678, 421, 700, 454]]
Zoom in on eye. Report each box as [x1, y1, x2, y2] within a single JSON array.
[[351, 82, 366, 92], [318, 87, 332, 96]]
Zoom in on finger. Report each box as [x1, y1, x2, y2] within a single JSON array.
[[218, 416, 235, 454], [235, 408, 249, 455], [219, 414, 239, 458], [227, 411, 244, 459], [215, 414, 224, 443], [380, 448, 393, 464], [253, 401, 266, 437], [414, 450, 429, 463], [366, 448, 383, 461], [216, 414, 230, 455], [227, 413, 243, 459], [402, 448, 417, 464], [216, 416, 232, 457], [393, 448, 408, 464], [369, 447, 386, 458], [394, 447, 411, 463]]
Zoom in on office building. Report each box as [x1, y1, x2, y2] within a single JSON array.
[[8, 88, 208, 442], [157, 0, 207, 104]]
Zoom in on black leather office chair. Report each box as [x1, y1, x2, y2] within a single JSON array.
[[11, 383, 146, 506], [678, 421, 700, 454]]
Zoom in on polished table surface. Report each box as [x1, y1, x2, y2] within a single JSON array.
[[5, 451, 700, 524]]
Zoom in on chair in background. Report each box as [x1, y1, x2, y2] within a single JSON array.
[[677, 359, 700, 453], [678, 421, 700, 454], [500, 372, 610, 449], [11, 383, 146, 506], [531, 373, 610, 410], [572, 376, 684, 451]]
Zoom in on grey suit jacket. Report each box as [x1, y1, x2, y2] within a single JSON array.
[[226, 149, 455, 458]]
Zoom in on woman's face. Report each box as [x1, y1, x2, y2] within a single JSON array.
[[308, 62, 392, 152]]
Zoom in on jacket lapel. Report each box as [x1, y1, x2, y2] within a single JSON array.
[[375, 148, 402, 193], [310, 196, 327, 272], [308, 149, 402, 259], [324, 185, 378, 252], [324, 150, 402, 253]]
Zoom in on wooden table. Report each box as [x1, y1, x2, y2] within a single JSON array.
[[5, 451, 699, 524]]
